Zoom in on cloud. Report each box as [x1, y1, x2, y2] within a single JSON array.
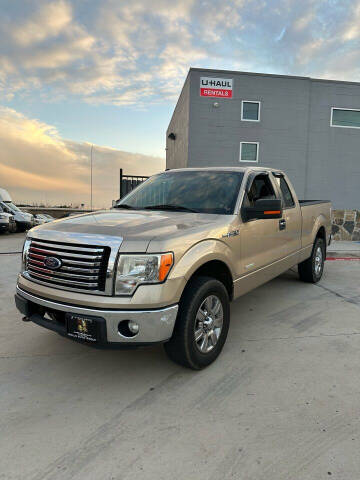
[[0, 106, 164, 207], [0, 163, 87, 194], [11, 0, 72, 46], [340, 3, 360, 41], [1, 0, 360, 107]]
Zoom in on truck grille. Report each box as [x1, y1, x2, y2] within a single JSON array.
[[26, 239, 110, 292]]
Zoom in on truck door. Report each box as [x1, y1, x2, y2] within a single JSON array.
[[240, 172, 286, 275], [272, 172, 301, 258]]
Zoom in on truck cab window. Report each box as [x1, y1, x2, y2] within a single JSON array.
[[277, 177, 295, 208], [116, 171, 244, 215], [245, 174, 276, 207]]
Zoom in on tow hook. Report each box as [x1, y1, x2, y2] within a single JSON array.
[[22, 316, 31, 322]]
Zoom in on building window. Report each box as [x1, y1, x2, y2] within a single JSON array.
[[239, 142, 259, 163], [331, 107, 360, 129], [241, 101, 260, 121]]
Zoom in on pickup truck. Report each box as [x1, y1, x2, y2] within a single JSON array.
[[15, 167, 331, 369]]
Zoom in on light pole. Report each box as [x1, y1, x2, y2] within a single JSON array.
[[90, 144, 93, 210]]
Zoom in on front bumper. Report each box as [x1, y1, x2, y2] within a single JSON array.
[[15, 287, 178, 348]]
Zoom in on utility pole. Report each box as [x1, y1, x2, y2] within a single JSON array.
[[90, 144, 93, 210], [120, 168, 123, 199]]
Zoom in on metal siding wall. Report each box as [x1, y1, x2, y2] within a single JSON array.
[[168, 69, 360, 209], [188, 70, 310, 198], [306, 81, 360, 209]]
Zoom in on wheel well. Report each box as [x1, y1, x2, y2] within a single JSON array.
[[187, 260, 234, 300], [316, 226, 326, 252]]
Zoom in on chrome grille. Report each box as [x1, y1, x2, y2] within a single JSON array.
[[26, 239, 110, 291]]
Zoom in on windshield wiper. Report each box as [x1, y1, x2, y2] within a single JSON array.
[[144, 204, 199, 213], [114, 204, 136, 209]]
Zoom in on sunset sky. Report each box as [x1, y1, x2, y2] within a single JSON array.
[[1, 0, 359, 207]]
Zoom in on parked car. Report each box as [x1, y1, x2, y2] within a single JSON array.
[[33, 214, 54, 225], [8, 213, 17, 233], [33, 215, 46, 226], [15, 167, 331, 369], [0, 204, 16, 233], [62, 212, 80, 218], [0, 209, 12, 233], [0, 188, 34, 231], [42, 214, 55, 222]]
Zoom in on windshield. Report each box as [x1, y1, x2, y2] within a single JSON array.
[[4, 201, 21, 212], [116, 170, 244, 214]]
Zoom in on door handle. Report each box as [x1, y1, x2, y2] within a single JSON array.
[[279, 219, 286, 231]]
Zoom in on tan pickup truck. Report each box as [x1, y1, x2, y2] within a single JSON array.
[[15, 167, 331, 369]]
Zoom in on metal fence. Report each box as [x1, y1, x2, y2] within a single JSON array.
[[119, 169, 149, 199]]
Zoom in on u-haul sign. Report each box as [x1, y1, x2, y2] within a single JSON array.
[[200, 77, 233, 98]]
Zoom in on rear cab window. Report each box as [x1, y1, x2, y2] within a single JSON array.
[[273, 174, 295, 208]]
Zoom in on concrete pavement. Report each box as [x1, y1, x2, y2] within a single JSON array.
[[0, 231, 26, 253], [328, 240, 360, 257], [1, 234, 360, 479]]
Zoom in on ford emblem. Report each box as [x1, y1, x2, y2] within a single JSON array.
[[44, 256, 62, 270]]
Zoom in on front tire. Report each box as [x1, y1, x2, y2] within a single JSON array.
[[164, 276, 230, 369], [298, 237, 325, 283]]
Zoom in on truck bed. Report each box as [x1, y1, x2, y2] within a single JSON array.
[[299, 200, 332, 249], [299, 200, 331, 206]]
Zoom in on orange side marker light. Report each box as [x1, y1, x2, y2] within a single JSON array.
[[159, 253, 174, 281]]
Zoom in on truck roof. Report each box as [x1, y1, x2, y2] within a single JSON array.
[[167, 166, 281, 174]]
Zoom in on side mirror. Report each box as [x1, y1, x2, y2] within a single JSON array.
[[243, 198, 282, 221]]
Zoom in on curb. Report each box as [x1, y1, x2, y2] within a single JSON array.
[[326, 250, 360, 260], [327, 257, 360, 261]]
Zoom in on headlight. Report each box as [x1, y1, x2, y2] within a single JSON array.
[[22, 237, 31, 271], [115, 253, 173, 295], [0, 214, 6, 219]]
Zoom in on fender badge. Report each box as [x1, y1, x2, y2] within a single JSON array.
[[222, 230, 239, 238]]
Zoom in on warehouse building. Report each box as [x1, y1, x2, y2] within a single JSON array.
[[166, 68, 360, 209]]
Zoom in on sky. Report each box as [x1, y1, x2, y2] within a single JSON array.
[[0, 0, 359, 207]]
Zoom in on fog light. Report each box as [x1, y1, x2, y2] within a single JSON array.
[[118, 320, 139, 338], [128, 321, 139, 334]]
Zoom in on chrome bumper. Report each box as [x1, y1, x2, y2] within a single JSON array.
[[16, 287, 178, 344]]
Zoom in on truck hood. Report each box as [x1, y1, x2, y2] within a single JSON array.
[[29, 209, 228, 251]]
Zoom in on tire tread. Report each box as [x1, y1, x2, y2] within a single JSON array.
[[298, 237, 325, 283]]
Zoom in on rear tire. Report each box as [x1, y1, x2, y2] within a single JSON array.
[[164, 276, 230, 370], [298, 237, 325, 283]]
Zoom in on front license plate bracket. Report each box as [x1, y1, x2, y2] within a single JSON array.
[[66, 313, 106, 343]]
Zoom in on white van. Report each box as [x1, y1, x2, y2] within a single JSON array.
[[0, 204, 16, 233], [0, 188, 33, 232]]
